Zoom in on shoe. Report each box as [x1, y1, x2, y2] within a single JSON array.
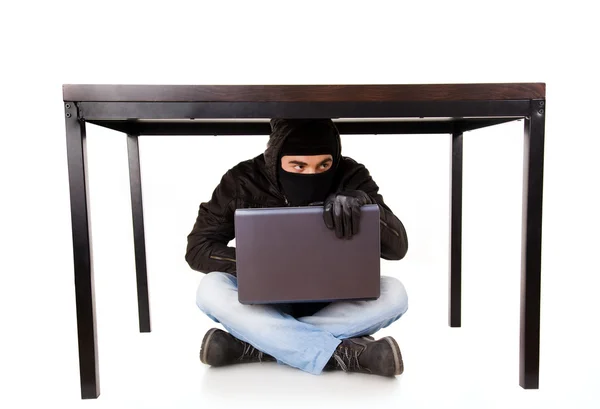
[[361, 335, 375, 341], [324, 335, 403, 376], [200, 328, 276, 367]]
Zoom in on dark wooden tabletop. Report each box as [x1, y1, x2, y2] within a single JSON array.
[[63, 83, 545, 102]]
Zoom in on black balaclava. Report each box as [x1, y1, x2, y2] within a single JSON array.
[[277, 120, 339, 206]]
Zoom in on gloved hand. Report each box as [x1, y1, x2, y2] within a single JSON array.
[[323, 190, 373, 239]]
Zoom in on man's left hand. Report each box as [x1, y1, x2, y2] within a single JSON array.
[[323, 190, 373, 239]]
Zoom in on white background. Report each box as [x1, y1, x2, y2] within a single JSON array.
[[1, 1, 599, 408]]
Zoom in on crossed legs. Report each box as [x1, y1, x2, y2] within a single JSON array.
[[196, 271, 408, 375]]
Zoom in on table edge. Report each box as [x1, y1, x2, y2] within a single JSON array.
[[62, 83, 546, 102]]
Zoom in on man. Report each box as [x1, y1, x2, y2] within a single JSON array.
[[186, 118, 409, 377]]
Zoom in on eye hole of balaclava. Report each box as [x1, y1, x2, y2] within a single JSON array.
[[277, 121, 339, 206]]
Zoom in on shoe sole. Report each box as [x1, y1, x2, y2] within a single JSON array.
[[200, 328, 220, 365], [382, 336, 403, 376]]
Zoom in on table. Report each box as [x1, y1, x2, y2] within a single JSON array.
[[63, 83, 546, 398]]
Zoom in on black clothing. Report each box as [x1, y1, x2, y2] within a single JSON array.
[[276, 118, 340, 206], [323, 190, 373, 239], [278, 166, 337, 207], [185, 118, 409, 277], [278, 119, 339, 157]]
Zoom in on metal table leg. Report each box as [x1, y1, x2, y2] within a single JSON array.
[[449, 128, 463, 327], [520, 99, 546, 389], [64, 103, 100, 399], [127, 134, 151, 333]]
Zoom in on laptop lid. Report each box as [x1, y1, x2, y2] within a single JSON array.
[[234, 204, 381, 304]]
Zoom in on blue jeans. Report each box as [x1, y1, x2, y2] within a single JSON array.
[[196, 272, 408, 375]]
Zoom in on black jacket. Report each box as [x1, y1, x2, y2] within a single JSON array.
[[185, 121, 409, 275]]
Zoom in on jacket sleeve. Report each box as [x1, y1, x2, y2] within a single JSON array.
[[344, 164, 409, 261], [185, 170, 238, 275]]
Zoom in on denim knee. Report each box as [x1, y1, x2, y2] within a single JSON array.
[[195, 271, 236, 313], [380, 276, 409, 317]]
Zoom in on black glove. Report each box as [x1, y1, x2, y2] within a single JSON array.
[[323, 190, 373, 239]]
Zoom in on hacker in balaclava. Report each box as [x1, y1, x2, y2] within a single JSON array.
[[187, 118, 410, 377], [276, 119, 339, 206]]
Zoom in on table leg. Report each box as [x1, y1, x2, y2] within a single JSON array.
[[64, 103, 100, 399], [520, 99, 545, 389], [127, 134, 151, 333], [449, 129, 463, 327]]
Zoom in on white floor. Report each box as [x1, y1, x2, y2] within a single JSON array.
[[82, 326, 598, 409], [3, 259, 599, 409]]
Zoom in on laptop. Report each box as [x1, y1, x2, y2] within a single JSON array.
[[234, 204, 381, 304]]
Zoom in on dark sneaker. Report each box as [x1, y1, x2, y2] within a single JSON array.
[[324, 335, 403, 376], [200, 328, 276, 367]]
